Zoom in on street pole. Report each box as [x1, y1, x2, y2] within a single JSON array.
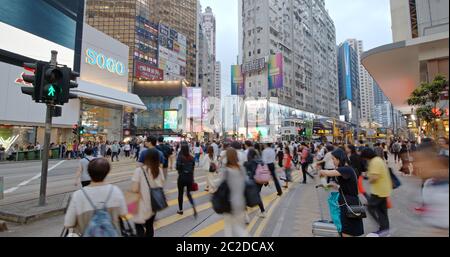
[[38, 50, 57, 206]]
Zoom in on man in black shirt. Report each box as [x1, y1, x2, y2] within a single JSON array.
[[157, 136, 172, 179]]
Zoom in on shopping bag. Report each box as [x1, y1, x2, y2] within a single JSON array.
[[357, 176, 366, 195], [387, 197, 393, 209], [124, 191, 140, 215], [328, 192, 342, 233]]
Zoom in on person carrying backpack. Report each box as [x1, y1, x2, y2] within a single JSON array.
[[244, 149, 266, 218], [74, 148, 95, 187], [64, 158, 127, 237]]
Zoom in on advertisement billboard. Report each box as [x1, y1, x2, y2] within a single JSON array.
[[163, 110, 178, 130], [268, 53, 283, 90], [135, 61, 164, 81], [231, 65, 245, 95], [158, 23, 187, 80]]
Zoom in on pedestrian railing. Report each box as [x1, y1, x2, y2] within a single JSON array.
[[0, 149, 63, 163]]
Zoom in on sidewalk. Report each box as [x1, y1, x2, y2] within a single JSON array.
[[259, 154, 449, 237]]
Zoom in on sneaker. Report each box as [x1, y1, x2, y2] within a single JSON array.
[[177, 210, 183, 215], [258, 212, 266, 218]]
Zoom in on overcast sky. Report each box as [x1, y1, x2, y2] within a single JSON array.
[[200, 0, 393, 96]]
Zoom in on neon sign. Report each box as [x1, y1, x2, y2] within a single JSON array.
[[85, 48, 125, 76]]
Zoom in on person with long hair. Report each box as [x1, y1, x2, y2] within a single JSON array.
[[204, 146, 218, 193], [282, 146, 293, 188], [176, 143, 197, 218], [319, 149, 364, 237], [131, 148, 165, 237], [219, 148, 249, 237], [244, 149, 265, 217], [381, 142, 389, 162]]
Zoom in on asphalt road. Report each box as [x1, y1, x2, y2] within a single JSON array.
[[0, 155, 448, 237]]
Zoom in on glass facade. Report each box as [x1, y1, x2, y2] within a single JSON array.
[[85, 0, 151, 85], [80, 102, 123, 142], [137, 96, 174, 132]]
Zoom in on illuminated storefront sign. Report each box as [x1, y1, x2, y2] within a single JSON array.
[[85, 48, 125, 76]]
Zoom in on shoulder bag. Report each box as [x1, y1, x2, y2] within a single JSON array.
[[142, 168, 168, 212], [211, 169, 231, 214], [337, 177, 367, 219]]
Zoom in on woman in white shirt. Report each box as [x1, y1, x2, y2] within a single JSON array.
[[203, 146, 218, 193], [64, 158, 127, 236], [130, 148, 165, 237]]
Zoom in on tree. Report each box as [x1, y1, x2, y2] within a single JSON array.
[[407, 74, 448, 137]]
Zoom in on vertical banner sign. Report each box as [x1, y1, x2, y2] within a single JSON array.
[[268, 53, 284, 90], [231, 65, 245, 95], [164, 110, 178, 130]]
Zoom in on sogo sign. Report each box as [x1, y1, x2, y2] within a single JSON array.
[[85, 48, 126, 76]]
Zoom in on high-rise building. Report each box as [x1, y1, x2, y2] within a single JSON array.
[[149, 0, 199, 86], [214, 61, 221, 100], [337, 41, 360, 126], [85, 0, 153, 87], [373, 82, 389, 105], [202, 6, 216, 59], [238, 0, 339, 119], [347, 39, 374, 125]]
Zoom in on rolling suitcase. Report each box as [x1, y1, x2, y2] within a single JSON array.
[[312, 185, 340, 237]]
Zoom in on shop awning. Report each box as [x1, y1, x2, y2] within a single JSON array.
[[361, 32, 449, 114], [73, 80, 147, 112]]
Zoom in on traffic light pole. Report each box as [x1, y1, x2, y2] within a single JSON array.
[[39, 104, 53, 206], [38, 51, 57, 206]]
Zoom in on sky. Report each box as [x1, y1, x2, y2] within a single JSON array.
[[200, 0, 393, 96]]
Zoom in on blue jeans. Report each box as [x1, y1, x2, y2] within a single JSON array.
[[194, 153, 200, 163]]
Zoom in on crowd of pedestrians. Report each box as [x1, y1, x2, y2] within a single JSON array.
[[61, 135, 448, 237]]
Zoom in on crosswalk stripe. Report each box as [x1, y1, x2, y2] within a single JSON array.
[[155, 202, 212, 229], [253, 175, 301, 237], [188, 172, 302, 237], [189, 191, 280, 237], [167, 191, 210, 207]]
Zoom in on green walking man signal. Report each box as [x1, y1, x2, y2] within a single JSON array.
[[47, 85, 56, 97]]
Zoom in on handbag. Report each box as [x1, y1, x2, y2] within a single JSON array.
[[142, 168, 168, 212], [245, 179, 261, 208], [119, 216, 137, 237], [211, 169, 231, 214], [191, 182, 199, 191], [338, 185, 367, 219]]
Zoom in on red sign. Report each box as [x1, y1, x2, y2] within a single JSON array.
[[135, 61, 164, 81]]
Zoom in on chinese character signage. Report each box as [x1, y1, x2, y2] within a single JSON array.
[[135, 61, 164, 81], [231, 65, 245, 95], [268, 53, 283, 90], [242, 57, 265, 74]]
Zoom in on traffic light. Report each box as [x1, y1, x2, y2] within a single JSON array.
[[58, 66, 79, 105], [41, 64, 63, 103], [79, 126, 85, 135], [21, 61, 47, 102]]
